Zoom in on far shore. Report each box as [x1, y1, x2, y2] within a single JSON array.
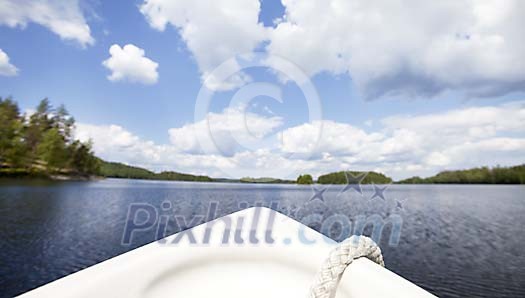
[[2, 173, 525, 185], [2, 161, 524, 185]]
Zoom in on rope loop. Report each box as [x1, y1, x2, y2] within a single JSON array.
[[309, 235, 384, 298]]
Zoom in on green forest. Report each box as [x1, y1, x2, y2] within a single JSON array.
[[0, 97, 99, 178], [397, 165, 525, 184], [100, 161, 212, 181]]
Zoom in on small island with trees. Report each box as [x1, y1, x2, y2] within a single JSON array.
[[297, 174, 314, 184]]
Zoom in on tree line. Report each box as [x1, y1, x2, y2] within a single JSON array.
[[0, 97, 99, 177], [397, 165, 525, 184], [239, 177, 294, 184], [99, 161, 213, 181]]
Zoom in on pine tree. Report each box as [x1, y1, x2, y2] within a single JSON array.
[[36, 128, 68, 171], [26, 98, 53, 154], [0, 97, 27, 167]]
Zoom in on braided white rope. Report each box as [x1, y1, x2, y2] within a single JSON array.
[[309, 235, 385, 298]]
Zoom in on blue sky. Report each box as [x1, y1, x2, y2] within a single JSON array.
[[1, 0, 524, 179]]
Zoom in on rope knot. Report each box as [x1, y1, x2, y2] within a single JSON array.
[[309, 235, 384, 298]]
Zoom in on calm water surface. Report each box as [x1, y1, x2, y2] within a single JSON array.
[[1, 179, 524, 297]]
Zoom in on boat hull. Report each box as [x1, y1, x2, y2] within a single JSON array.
[[19, 207, 434, 297]]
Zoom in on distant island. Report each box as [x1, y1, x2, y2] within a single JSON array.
[[1, 97, 524, 184], [317, 171, 392, 184]]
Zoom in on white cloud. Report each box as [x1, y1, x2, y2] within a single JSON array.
[[267, 0, 525, 99], [0, 0, 94, 47], [75, 123, 152, 163], [139, 0, 267, 90], [382, 101, 525, 147], [102, 44, 159, 85], [138, 0, 525, 97], [75, 106, 285, 178], [280, 101, 525, 178], [281, 120, 382, 155], [75, 101, 525, 180], [168, 104, 283, 156], [425, 152, 451, 167], [76, 122, 243, 177], [0, 49, 18, 76]]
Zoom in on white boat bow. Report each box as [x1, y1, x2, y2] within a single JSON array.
[[19, 207, 435, 298]]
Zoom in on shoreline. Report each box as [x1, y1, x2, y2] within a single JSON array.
[[2, 175, 524, 186], [0, 168, 103, 181]]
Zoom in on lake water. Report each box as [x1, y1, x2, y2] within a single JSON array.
[[1, 179, 524, 297]]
